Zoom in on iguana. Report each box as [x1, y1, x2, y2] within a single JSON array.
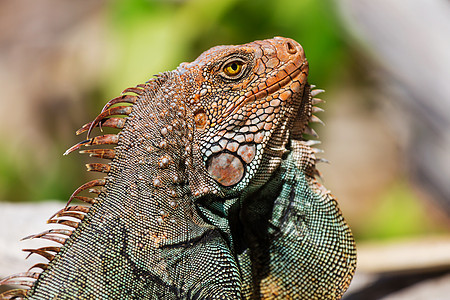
[[0, 37, 356, 299]]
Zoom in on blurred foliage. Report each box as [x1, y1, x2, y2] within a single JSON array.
[[102, 0, 347, 95], [355, 179, 447, 240]]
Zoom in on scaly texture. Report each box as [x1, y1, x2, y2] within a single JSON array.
[[237, 140, 355, 299], [0, 37, 356, 299]]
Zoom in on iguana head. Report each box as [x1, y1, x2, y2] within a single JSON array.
[[177, 37, 311, 193], [64, 37, 312, 198]]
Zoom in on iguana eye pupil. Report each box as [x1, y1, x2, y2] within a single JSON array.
[[223, 61, 243, 77]]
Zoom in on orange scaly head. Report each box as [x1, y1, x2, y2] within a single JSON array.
[[178, 37, 310, 192]]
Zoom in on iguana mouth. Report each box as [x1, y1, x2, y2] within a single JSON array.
[[217, 60, 307, 124]]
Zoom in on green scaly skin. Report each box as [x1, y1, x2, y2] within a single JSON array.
[[237, 140, 356, 299]]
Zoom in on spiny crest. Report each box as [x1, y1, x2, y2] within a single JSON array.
[[0, 84, 146, 299], [302, 86, 326, 179]]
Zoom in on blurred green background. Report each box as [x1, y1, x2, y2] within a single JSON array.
[[0, 0, 448, 243]]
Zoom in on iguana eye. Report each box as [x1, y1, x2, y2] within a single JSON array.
[[223, 61, 243, 77]]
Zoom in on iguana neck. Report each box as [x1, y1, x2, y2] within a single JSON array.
[[29, 73, 232, 298], [238, 140, 356, 298]]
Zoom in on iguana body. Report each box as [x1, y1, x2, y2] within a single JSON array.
[[237, 140, 355, 298], [0, 37, 356, 299]]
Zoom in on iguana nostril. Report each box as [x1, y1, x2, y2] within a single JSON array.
[[286, 41, 297, 54]]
